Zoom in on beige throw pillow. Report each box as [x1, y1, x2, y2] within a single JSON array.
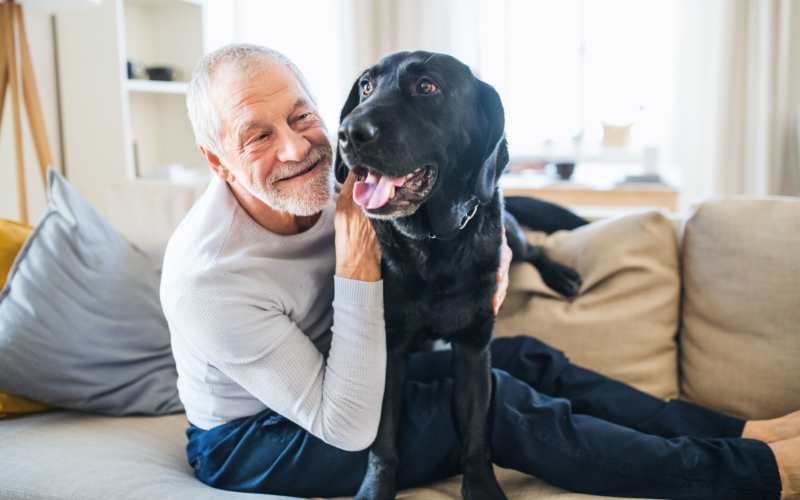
[[495, 211, 680, 400], [680, 198, 800, 420]]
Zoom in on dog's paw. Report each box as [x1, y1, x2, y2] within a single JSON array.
[[540, 261, 582, 298], [462, 474, 508, 500], [354, 477, 397, 500]]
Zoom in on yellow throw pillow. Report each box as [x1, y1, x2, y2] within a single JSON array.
[[0, 219, 51, 417], [0, 219, 32, 284], [0, 392, 50, 417]]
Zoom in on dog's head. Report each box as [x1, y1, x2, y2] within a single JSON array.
[[335, 51, 508, 240]]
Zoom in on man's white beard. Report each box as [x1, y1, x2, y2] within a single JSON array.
[[246, 145, 333, 216]]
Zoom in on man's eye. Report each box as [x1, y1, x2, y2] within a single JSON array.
[[360, 79, 374, 97], [255, 132, 270, 142], [298, 112, 312, 120], [417, 78, 439, 95]]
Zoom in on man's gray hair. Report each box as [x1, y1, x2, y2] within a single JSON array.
[[186, 44, 315, 156]]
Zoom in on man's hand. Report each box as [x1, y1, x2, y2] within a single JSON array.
[[335, 172, 381, 282], [492, 231, 513, 315]]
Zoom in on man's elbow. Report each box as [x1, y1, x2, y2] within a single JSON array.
[[326, 411, 380, 452], [333, 423, 379, 452]]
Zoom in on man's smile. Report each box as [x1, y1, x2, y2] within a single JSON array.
[[275, 157, 323, 183]]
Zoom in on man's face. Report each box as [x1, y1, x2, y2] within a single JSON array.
[[212, 59, 332, 216]]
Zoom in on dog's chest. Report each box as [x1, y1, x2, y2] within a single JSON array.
[[380, 243, 496, 340]]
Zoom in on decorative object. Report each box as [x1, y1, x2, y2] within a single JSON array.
[[0, 169, 182, 416], [555, 162, 575, 180], [601, 122, 632, 148], [126, 59, 144, 79], [145, 65, 175, 82]]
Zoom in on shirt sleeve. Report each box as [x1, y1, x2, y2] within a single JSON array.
[[170, 276, 386, 451]]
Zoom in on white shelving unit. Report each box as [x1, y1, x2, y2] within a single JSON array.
[[55, 0, 236, 221], [125, 79, 189, 95], [119, 0, 205, 180]]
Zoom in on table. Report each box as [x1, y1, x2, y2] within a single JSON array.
[[499, 163, 679, 218]]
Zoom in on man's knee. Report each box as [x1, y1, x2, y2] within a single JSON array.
[[490, 369, 575, 479], [491, 336, 569, 375]]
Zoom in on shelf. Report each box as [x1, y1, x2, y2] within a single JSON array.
[[511, 147, 644, 165], [126, 0, 202, 7], [126, 79, 188, 95]]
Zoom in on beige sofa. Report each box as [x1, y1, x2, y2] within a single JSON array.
[[1, 190, 798, 500]]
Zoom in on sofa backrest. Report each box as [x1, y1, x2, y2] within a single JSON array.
[[680, 197, 800, 419]]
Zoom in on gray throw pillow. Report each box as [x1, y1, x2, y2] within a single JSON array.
[[0, 169, 182, 415]]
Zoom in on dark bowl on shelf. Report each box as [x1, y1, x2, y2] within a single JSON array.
[[145, 66, 175, 82], [555, 162, 576, 180]]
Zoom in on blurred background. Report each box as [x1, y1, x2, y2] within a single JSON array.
[[1, 0, 798, 225]]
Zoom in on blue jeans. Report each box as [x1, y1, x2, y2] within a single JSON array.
[[186, 336, 782, 499]]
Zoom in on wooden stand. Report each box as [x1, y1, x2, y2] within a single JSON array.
[[0, 0, 54, 224]]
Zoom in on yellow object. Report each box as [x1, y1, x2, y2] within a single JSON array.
[[0, 219, 50, 417], [1, 218, 32, 284]]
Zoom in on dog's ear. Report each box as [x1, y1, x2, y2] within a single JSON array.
[[474, 80, 509, 204], [334, 78, 362, 184]]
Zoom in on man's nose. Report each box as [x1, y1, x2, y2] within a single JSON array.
[[276, 129, 311, 163], [338, 118, 379, 150]]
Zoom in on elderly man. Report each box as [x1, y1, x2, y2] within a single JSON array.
[[161, 44, 800, 500]]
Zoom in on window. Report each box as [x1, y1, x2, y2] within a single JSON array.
[[232, 0, 350, 136], [478, 0, 679, 161]]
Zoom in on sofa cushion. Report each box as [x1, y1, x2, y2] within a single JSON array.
[[0, 411, 293, 500], [680, 197, 800, 420], [0, 411, 625, 500], [0, 219, 51, 417], [0, 219, 31, 284], [0, 169, 182, 416], [495, 211, 680, 400]]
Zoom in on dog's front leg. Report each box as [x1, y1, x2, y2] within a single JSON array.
[[452, 333, 507, 500], [355, 345, 407, 500]]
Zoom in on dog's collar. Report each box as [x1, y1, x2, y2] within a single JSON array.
[[427, 201, 480, 239], [458, 203, 479, 230]]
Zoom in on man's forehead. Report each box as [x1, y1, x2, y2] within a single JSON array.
[[212, 58, 309, 124], [213, 58, 298, 99]]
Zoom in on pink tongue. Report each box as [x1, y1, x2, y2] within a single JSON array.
[[353, 172, 406, 209]]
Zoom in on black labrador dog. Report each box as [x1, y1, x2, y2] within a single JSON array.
[[335, 51, 587, 500]]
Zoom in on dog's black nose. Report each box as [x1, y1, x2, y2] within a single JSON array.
[[340, 119, 379, 148]]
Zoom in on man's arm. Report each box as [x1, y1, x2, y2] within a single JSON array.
[[172, 277, 386, 452]]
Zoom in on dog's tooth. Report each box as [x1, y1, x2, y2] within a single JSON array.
[[388, 184, 396, 199]]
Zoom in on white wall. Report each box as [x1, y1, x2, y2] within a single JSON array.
[[55, 0, 128, 220], [0, 11, 62, 223]]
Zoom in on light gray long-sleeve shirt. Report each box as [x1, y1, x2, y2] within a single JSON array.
[[160, 176, 386, 451]]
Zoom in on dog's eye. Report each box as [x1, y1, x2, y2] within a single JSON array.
[[417, 78, 439, 95], [360, 79, 374, 97]]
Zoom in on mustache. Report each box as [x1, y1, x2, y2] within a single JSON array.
[[270, 145, 331, 182]]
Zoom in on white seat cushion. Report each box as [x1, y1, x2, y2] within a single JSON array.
[[0, 411, 628, 499]]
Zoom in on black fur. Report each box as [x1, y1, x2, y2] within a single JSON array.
[[335, 51, 587, 500]]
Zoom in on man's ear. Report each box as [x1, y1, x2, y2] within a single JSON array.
[[199, 146, 234, 183], [474, 80, 509, 204], [334, 77, 362, 184]]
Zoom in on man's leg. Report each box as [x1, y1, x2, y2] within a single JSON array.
[[489, 369, 782, 499], [408, 336, 743, 439], [184, 374, 463, 498], [185, 360, 782, 499], [489, 335, 746, 438], [432, 334, 749, 439]]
